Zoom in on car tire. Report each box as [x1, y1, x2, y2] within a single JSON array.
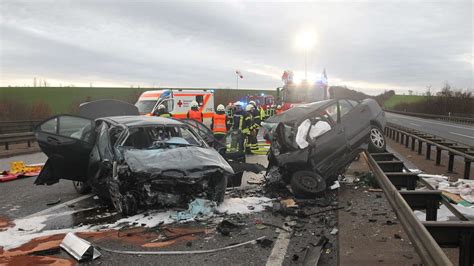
[[368, 125, 386, 153], [112, 192, 138, 217], [208, 176, 227, 204], [290, 171, 326, 198], [73, 181, 91, 194]]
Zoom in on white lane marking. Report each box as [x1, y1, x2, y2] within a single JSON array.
[[387, 113, 474, 131], [266, 217, 292, 266], [25, 194, 93, 218], [409, 123, 421, 127], [449, 132, 474, 139]]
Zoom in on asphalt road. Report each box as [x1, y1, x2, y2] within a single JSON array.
[[386, 112, 474, 147], [0, 153, 338, 265]]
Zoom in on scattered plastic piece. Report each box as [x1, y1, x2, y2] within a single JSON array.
[[171, 199, 216, 221]]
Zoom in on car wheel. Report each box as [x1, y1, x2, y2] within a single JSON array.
[[368, 125, 386, 153], [290, 171, 326, 198], [111, 192, 138, 217], [207, 175, 227, 204], [73, 181, 91, 194]]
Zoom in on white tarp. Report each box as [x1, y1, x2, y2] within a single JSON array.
[[295, 119, 331, 149]]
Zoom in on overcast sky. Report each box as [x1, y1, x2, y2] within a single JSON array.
[[0, 0, 472, 95]]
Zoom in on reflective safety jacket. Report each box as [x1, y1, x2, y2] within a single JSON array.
[[212, 113, 227, 133], [187, 109, 203, 122], [232, 112, 251, 134]]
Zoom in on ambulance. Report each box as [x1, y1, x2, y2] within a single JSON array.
[[135, 89, 215, 122]]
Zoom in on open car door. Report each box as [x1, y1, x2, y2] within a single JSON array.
[[34, 115, 96, 185], [179, 119, 226, 154]]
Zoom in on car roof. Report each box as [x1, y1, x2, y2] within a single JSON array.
[[266, 99, 335, 124], [102, 115, 184, 127]]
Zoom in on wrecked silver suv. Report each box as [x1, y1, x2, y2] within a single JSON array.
[[34, 100, 234, 216], [263, 98, 386, 198]]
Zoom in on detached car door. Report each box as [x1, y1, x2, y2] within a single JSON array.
[[34, 115, 95, 185]]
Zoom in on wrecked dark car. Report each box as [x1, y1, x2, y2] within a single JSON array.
[[263, 98, 386, 197], [34, 100, 237, 216]]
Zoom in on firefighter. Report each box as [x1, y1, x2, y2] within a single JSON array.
[[248, 101, 265, 151], [267, 104, 276, 117], [154, 104, 172, 118], [245, 104, 256, 154], [276, 105, 283, 115], [230, 102, 250, 152], [187, 100, 203, 122], [211, 104, 227, 142], [225, 102, 234, 130]]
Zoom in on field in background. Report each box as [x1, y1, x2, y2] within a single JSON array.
[[383, 95, 426, 109], [0, 87, 276, 118]]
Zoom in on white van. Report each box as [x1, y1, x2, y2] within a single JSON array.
[[135, 89, 215, 121]]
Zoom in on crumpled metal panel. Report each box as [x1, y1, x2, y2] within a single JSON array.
[[123, 146, 234, 176], [60, 232, 101, 261]]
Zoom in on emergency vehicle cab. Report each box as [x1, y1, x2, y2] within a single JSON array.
[[135, 89, 215, 121]]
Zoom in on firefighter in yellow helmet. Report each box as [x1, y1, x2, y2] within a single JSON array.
[[187, 100, 203, 122], [211, 104, 227, 142], [154, 104, 172, 118]]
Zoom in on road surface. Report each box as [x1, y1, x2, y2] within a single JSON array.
[[386, 112, 474, 147]]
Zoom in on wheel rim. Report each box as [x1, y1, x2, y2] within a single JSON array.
[[370, 128, 385, 148], [297, 175, 322, 192]]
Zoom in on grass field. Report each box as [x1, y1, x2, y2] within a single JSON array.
[[383, 95, 427, 109], [0, 87, 276, 115], [0, 87, 146, 114]]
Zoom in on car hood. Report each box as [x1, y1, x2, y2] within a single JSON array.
[[123, 146, 234, 177], [265, 100, 332, 124]]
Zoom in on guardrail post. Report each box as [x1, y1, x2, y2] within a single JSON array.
[[4, 142, 8, 150], [436, 148, 442, 165], [426, 144, 431, 160], [405, 136, 410, 148], [27, 140, 31, 147], [418, 140, 423, 155], [448, 152, 454, 173], [396, 131, 400, 142], [464, 160, 471, 179], [411, 137, 416, 151]]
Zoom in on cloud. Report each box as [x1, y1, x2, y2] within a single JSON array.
[[0, 0, 472, 94]]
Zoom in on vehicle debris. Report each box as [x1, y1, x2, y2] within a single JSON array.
[[171, 199, 216, 221], [302, 236, 329, 265], [263, 98, 386, 198], [46, 198, 61, 206], [97, 236, 267, 255], [60, 232, 101, 262], [217, 219, 243, 236]]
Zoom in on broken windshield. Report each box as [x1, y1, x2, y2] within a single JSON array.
[[122, 125, 204, 150]]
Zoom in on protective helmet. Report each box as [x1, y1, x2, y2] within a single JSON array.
[[158, 104, 166, 110], [245, 105, 254, 112], [191, 100, 199, 108], [217, 104, 225, 112], [234, 101, 242, 107], [277, 105, 282, 109], [249, 100, 256, 106], [271, 104, 275, 108]]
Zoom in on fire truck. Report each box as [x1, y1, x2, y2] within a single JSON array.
[[241, 94, 275, 110], [135, 89, 215, 122], [278, 70, 329, 111]]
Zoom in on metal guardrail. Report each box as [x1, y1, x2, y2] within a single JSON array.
[[385, 110, 474, 124], [0, 132, 36, 150], [385, 123, 473, 179], [363, 151, 474, 265], [0, 120, 41, 134]]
